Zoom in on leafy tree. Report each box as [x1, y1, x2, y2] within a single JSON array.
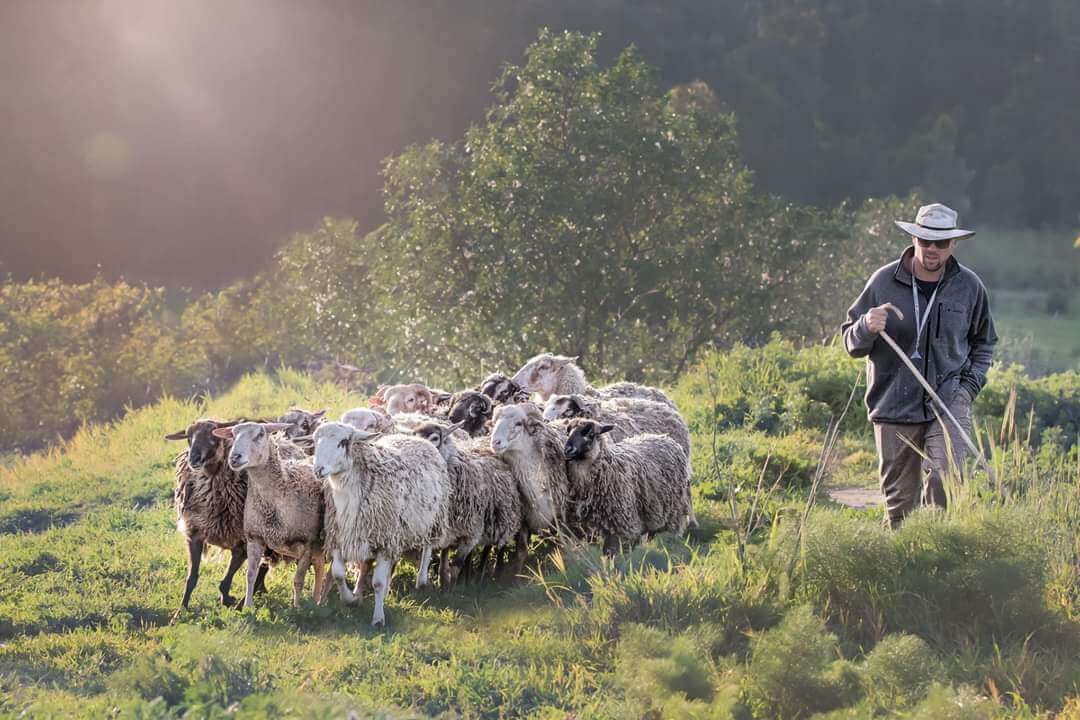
[[377, 30, 842, 383]]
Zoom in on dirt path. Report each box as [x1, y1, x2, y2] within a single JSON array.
[[825, 485, 881, 510]]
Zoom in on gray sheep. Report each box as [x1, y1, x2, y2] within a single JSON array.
[[412, 420, 525, 586], [562, 419, 693, 554], [543, 393, 691, 456]]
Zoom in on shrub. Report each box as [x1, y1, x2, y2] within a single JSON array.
[[743, 605, 858, 719], [588, 550, 750, 639], [776, 506, 1066, 651], [860, 634, 943, 711], [692, 429, 823, 497], [673, 339, 866, 442], [614, 624, 741, 720], [976, 364, 1080, 446]]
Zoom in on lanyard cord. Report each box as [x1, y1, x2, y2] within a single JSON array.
[[911, 278, 939, 358]]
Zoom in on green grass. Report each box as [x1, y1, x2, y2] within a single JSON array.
[[0, 366, 1077, 718]]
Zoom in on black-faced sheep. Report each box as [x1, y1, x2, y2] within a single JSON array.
[[166, 418, 271, 613], [212, 422, 327, 609], [479, 373, 532, 405], [562, 419, 693, 554], [447, 390, 495, 438], [313, 421, 450, 627], [543, 393, 691, 456]]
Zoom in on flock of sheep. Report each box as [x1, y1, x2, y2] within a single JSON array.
[[166, 353, 695, 626]]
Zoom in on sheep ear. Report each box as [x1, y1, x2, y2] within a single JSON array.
[[212, 427, 234, 439], [445, 421, 466, 435], [597, 424, 616, 435], [262, 422, 293, 433], [352, 429, 380, 443], [370, 385, 389, 406], [164, 429, 188, 441], [311, 409, 328, 421]]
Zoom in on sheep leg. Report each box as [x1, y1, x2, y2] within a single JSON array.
[[243, 541, 264, 609], [331, 550, 357, 604], [253, 551, 272, 596], [371, 554, 394, 627], [508, 529, 530, 578], [459, 546, 480, 585], [415, 547, 433, 589], [176, 535, 204, 616], [312, 553, 327, 604], [477, 545, 495, 582], [218, 544, 247, 607], [293, 550, 312, 608], [351, 559, 371, 600], [602, 534, 620, 556], [438, 548, 453, 589]]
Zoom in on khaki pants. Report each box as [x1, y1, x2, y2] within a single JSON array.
[[873, 389, 974, 529]]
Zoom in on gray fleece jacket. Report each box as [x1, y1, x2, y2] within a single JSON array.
[[842, 247, 998, 424]]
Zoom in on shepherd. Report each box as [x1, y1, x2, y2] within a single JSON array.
[[842, 203, 998, 528]]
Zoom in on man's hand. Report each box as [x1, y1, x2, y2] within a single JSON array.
[[863, 303, 899, 334]]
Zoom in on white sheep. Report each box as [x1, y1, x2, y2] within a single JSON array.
[[339, 407, 397, 434], [369, 383, 451, 416], [313, 421, 450, 627], [211, 421, 327, 608], [511, 353, 675, 407], [489, 403, 572, 571]]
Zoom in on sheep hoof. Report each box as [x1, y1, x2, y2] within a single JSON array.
[[220, 595, 236, 608], [371, 617, 385, 628]]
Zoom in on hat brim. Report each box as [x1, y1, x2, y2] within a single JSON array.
[[895, 221, 975, 241]]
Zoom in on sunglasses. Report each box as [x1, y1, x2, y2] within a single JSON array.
[[915, 237, 954, 250]]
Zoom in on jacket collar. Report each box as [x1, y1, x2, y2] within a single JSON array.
[[893, 245, 959, 287]]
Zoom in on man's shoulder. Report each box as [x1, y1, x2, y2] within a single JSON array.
[[867, 259, 901, 285], [953, 261, 989, 292]]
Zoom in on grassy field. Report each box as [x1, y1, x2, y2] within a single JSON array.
[[960, 227, 1080, 374], [1, 359, 1078, 718]]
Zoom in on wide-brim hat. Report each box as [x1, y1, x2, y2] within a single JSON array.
[[894, 203, 975, 241]]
